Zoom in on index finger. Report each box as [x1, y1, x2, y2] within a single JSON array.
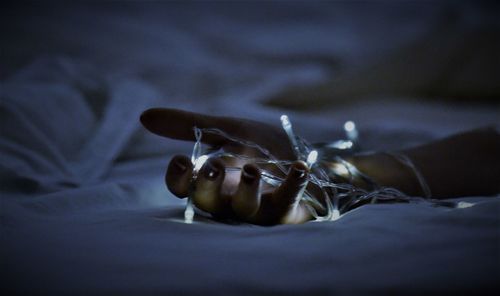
[[140, 108, 280, 147], [140, 108, 240, 146]]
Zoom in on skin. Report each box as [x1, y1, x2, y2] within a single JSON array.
[[348, 126, 500, 198], [140, 108, 500, 225]]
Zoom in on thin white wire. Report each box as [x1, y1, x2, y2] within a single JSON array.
[[384, 152, 432, 198], [184, 118, 458, 223]]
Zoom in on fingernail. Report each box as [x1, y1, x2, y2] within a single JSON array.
[[174, 160, 187, 172], [203, 163, 220, 180], [242, 166, 258, 184], [291, 166, 306, 179]]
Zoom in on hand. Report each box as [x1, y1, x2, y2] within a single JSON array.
[[140, 108, 316, 225]]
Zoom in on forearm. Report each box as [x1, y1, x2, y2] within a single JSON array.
[[347, 127, 500, 198]]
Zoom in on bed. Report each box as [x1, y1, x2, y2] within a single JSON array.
[[1, 2, 499, 294]]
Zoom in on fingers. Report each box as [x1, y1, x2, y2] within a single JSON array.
[[165, 151, 312, 225], [231, 164, 261, 219], [191, 158, 228, 215], [140, 108, 244, 146], [269, 161, 310, 223], [140, 108, 293, 158], [166, 155, 193, 198]]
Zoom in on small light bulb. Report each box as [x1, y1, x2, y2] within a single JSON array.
[[280, 115, 291, 128], [331, 163, 349, 177], [184, 203, 194, 224], [457, 201, 474, 209], [280, 114, 301, 159], [193, 155, 209, 173], [344, 121, 358, 141], [344, 121, 355, 132], [306, 150, 318, 168], [331, 209, 340, 221]]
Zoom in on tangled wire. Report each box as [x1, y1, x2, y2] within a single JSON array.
[[183, 115, 460, 224]]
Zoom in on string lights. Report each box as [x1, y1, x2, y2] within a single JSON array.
[[183, 114, 464, 224]]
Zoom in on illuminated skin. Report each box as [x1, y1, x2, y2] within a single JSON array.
[[141, 108, 500, 225], [140, 108, 313, 225]]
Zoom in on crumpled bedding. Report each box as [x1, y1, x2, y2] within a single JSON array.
[[1, 2, 499, 294]]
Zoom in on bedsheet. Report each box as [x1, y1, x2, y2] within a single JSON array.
[[2, 56, 499, 295], [1, 2, 499, 294]]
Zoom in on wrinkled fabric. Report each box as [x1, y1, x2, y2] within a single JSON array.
[[1, 2, 499, 294]]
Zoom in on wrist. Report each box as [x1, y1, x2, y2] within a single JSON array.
[[346, 152, 424, 196]]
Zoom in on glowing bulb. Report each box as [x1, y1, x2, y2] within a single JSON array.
[[331, 163, 349, 177], [457, 201, 474, 209], [331, 209, 340, 221], [184, 201, 194, 224], [280, 114, 301, 159], [306, 150, 318, 168], [193, 155, 209, 173], [329, 140, 353, 150], [280, 115, 291, 128], [344, 120, 358, 141], [344, 121, 355, 132]]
